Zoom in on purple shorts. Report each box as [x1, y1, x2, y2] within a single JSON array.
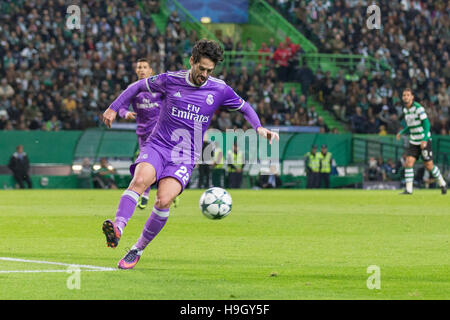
[[130, 141, 194, 193]]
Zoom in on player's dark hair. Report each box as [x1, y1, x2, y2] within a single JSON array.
[[191, 39, 224, 65], [403, 88, 414, 96], [137, 58, 150, 64]]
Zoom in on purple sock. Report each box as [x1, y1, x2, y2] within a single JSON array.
[[114, 189, 140, 232], [135, 206, 169, 250]]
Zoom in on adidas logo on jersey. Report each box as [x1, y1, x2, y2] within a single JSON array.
[[173, 91, 182, 98]]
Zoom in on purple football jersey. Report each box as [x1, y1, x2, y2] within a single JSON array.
[[145, 70, 249, 163], [116, 90, 162, 137], [109, 69, 261, 164]]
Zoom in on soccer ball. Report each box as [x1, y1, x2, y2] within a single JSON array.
[[199, 187, 232, 220]]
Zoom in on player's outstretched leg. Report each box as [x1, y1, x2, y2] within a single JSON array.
[[117, 245, 143, 270], [102, 219, 122, 248], [103, 163, 156, 249], [102, 189, 140, 248], [118, 177, 181, 270], [118, 206, 169, 269], [429, 165, 447, 195], [401, 167, 414, 195]]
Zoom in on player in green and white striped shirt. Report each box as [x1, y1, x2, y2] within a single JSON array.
[[396, 88, 447, 195]]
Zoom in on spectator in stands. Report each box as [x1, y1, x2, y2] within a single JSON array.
[[316, 116, 329, 133], [415, 166, 437, 189], [378, 124, 388, 136], [8, 144, 32, 189], [385, 113, 402, 135], [0, 110, 8, 129], [245, 37, 256, 52], [284, 37, 300, 80], [259, 164, 282, 188], [365, 157, 384, 182], [217, 111, 233, 131], [382, 158, 398, 181], [45, 115, 62, 131], [273, 41, 290, 81], [332, 34, 346, 53], [296, 61, 314, 99], [78, 157, 93, 189], [148, 0, 161, 13], [351, 107, 367, 134], [223, 36, 234, 51], [0, 79, 14, 99], [297, 107, 308, 126], [0, 0, 192, 131], [168, 11, 181, 26], [2, 0, 447, 140], [92, 158, 117, 189], [286, 87, 299, 104], [307, 105, 318, 126], [377, 105, 391, 128], [268, 0, 449, 135], [330, 83, 346, 120], [366, 116, 379, 134], [297, 94, 307, 110], [258, 42, 272, 65], [267, 37, 276, 53]]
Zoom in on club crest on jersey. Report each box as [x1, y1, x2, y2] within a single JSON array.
[[206, 94, 214, 105], [149, 75, 158, 83]]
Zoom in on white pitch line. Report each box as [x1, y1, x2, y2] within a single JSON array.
[[0, 269, 116, 273], [0, 257, 118, 272]]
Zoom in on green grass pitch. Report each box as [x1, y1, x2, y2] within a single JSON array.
[[0, 189, 448, 300]]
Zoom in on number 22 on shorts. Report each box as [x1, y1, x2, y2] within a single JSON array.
[[174, 165, 190, 186]]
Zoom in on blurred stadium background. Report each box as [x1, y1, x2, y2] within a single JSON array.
[[0, 0, 449, 191]]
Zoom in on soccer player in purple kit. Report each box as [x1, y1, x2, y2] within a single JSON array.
[[116, 58, 161, 209], [102, 39, 279, 269]]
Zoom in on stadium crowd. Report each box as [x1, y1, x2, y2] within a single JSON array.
[[0, 0, 448, 137], [270, 0, 450, 135], [0, 0, 189, 131], [0, 0, 334, 134]]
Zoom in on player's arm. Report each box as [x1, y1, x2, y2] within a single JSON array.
[[418, 107, 430, 149], [222, 86, 279, 144], [420, 117, 431, 149], [396, 126, 410, 139], [240, 103, 279, 144], [117, 104, 137, 120], [104, 74, 167, 128], [103, 80, 147, 128], [396, 117, 410, 141], [421, 118, 431, 141]]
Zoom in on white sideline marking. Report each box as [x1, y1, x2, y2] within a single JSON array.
[[0, 269, 113, 273], [0, 257, 118, 273]]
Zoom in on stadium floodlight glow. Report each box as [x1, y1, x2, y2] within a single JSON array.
[[72, 164, 82, 172], [200, 17, 211, 24], [93, 164, 101, 171]]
